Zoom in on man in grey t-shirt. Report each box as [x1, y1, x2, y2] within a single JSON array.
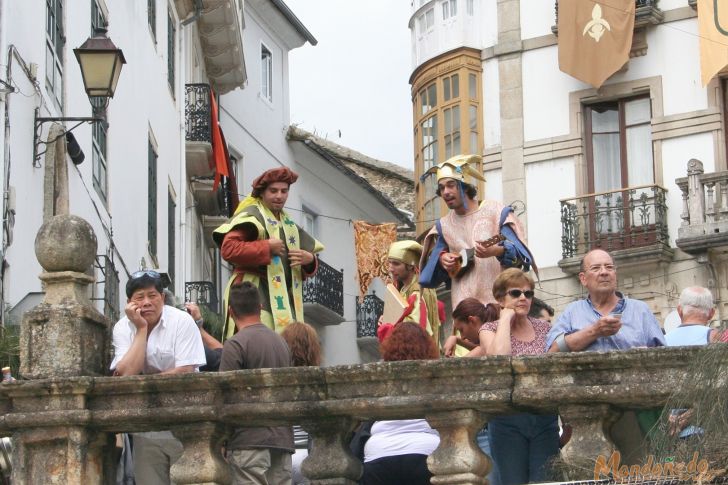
[[220, 282, 293, 485]]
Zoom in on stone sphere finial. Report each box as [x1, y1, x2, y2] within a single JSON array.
[[35, 215, 98, 272]]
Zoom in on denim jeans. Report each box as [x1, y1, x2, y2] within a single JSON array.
[[476, 427, 501, 485], [488, 414, 559, 485]]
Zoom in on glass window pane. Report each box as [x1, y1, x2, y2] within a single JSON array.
[[625, 98, 651, 126], [626, 124, 654, 186], [426, 8, 434, 28], [451, 0, 457, 16], [469, 105, 477, 130], [432, 140, 438, 164], [469, 73, 477, 99], [452, 74, 459, 98], [467, 0, 474, 15], [453, 131, 461, 155], [591, 105, 619, 133], [470, 131, 477, 152], [453, 105, 460, 130], [443, 78, 450, 101], [427, 83, 437, 108], [592, 133, 622, 192], [442, 1, 449, 19], [444, 109, 451, 133]]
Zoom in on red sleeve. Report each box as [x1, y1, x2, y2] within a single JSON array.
[[221, 228, 271, 267]]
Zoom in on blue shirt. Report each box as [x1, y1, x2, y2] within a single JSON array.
[[545, 293, 666, 352]]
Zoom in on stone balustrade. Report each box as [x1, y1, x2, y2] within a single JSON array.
[[676, 158, 728, 254], [1, 345, 720, 484]]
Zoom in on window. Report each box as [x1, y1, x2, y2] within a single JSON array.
[[583, 96, 655, 245], [148, 139, 158, 257], [261, 44, 273, 101], [46, 0, 64, 109], [442, 0, 457, 20], [585, 97, 653, 194], [467, 0, 474, 15], [167, 191, 176, 292], [91, 0, 106, 33], [302, 208, 317, 237], [167, 9, 175, 92], [420, 83, 437, 115], [148, 0, 156, 41], [92, 121, 108, 202], [421, 115, 438, 171], [443, 74, 459, 102], [411, 49, 483, 235], [418, 8, 435, 35], [444, 105, 460, 158]]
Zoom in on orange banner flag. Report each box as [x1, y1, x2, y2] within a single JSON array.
[[699, 0, 728, 86], [558, 0, 635, 88]]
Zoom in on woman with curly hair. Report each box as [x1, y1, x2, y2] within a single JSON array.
[[362, 322, 440, 485], [281, 321, 322, 367]]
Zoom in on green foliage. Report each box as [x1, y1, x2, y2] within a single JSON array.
[[0, 325, 20, 378], [200, 305, 224, 340]]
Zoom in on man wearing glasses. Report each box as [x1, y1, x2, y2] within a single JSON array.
[[545, 248, 665, 353], [544, 249, 665, 468], [110, 270, 206, 484]]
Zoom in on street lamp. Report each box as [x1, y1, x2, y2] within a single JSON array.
[[33, 28, 126, 165]]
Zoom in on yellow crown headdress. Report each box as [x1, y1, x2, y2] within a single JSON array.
[[422, 154, 486, 184]]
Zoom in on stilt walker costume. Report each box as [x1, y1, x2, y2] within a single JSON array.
[[213, 168, 324, 340]]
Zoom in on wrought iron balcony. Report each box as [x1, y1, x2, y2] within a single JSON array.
[[675, 159, 728, 254], [185, 280, 219, 314], [303, 259, 345, 325], [552, 0, 663, 35], [185, 84, 214, 179], [559, 184, 670, 271], [356, 293, 384, 339]]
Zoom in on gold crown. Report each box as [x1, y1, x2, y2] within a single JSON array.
[[423, 154, 486, 184]]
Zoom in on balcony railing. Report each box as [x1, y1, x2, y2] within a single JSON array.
[[185, 281, 218, 314], [560, 184, 669, 260], [185, 84, 212, 143], [552, 0, 663, 35], [356, 293, 384, 338], [675, 158, 728, 254], [303, 259, 344, 324]]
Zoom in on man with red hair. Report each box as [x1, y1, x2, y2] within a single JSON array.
[[214, 167, 323, 340]]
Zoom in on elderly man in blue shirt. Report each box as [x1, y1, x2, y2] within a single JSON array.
[[545, 248, 666, 467], [546, 249, 665, 353]]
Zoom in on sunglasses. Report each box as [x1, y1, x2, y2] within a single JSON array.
[[130, 270, 161, 281], [507, 289, 534, 299]]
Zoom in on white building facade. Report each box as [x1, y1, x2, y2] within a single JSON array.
[[409, 0, 728, 324]]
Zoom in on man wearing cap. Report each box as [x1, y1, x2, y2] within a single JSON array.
[[420, 154, 526, 308], [110, 270, 207, 484], [378, 240, 441, 343], [214, 167, 324, 340]]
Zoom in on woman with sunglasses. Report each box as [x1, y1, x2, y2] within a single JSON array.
[[479, 268, 559, 485]]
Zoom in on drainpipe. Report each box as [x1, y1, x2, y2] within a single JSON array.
[[0, 0, 6, 326], [696, 253, 722, 324]]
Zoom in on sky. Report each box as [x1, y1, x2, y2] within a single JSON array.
[[285, 0, 415, 170]]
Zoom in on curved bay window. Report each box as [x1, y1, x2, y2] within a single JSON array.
[[411, 48, 484, 235]]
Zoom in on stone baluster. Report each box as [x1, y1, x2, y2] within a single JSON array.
[[558, 404, 620, 481], [679, 184, 690, 226], [686, 158, 706, 226], [171, 422, 231, 485], [301, 417, 362, 485], [14, 214, 114, 484], [426, 409, 490, 485], [705, 182, 716, 223], [719, 180, 728, 221]]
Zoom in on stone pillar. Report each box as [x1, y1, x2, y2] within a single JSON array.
[[301, 417, 361, 485], [171, 422, 231, 485], [20, 214, 109, 379], [12, 426, 114, 485], [426, 409, 490, 485], [13, 214, 114, 484], [558, 404, 620, 480], [686, 159, 706, 226]]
